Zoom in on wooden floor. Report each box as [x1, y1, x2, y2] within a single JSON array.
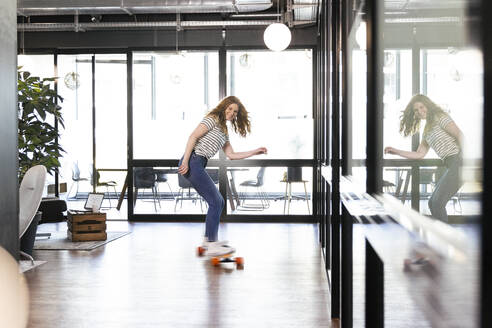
[[26, 222, 332, 327]]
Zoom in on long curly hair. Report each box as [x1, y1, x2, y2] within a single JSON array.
[[399, 94, 447, 137], [206, 96, 251, 137]]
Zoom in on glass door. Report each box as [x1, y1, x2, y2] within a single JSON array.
[[94, 54, 128, 209]]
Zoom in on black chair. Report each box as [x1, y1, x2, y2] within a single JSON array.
[[90, 168, 118, 208], [175, 174, 204, 212], [420, 167, 462, 214], [382, 180, 396, 194], [134, 168, 160, 211], [154, 170, 175, 200], [238, 167, 269, 210], [206, 168, 219, 184], [67, 162, 88, 199]]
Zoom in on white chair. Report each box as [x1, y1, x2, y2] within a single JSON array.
[[19, 165, 46, 263]]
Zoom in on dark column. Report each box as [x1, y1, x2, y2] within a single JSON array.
[[482, 0, 492, 326], [366, 0, 384, 194], [0, 0, 19, 259], [331, 0, 341, 319], [341, 207, 353, 328], [366, 239, 384, 327]]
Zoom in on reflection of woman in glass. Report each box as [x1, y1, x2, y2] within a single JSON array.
[[178, 96, 267, 256], [384, 94, 464, 222]]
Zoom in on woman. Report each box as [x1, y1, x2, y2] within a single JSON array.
[[178, 96, 267, 256], [384, 94, 464, 222]]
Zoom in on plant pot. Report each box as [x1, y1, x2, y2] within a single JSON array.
[[287, 167, 303, 182], [20, 211, 41, 256]]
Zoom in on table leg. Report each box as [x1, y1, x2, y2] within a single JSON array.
[[230, 177, 240, 207], [117, 174, 128, 211], [402, 170, 411, 204], [288, 182, 292, 214], [283, 182, 288, 214], [226, 177, 236, 211]]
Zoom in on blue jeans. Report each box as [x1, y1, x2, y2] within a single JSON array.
[[428, 154, 463, 222], [179, 152, 224, 242]]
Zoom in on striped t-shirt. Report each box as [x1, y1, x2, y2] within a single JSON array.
[[194, 116, 229, 159], [423, 114, 460, 159]]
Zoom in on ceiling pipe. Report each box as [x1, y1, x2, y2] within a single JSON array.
[[17, 0, 273, 16], [17, 19, 316, 32]]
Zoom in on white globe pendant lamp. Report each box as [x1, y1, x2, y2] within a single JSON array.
[[264, 23, 292, 52]]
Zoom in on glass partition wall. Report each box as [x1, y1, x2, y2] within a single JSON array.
[[130, 49, 315, 219], [19, 49, 315, 220], [226, 50, 314, 216], [131, 51, 220, 215], [344, 1, 483, 222], [328, 0, 484, 326], [17, 54, 129, 212], [380, 6, 483, 222]]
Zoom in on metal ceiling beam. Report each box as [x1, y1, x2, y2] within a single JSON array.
[[17, 0, 273, 16], [17, 19, 316, 32]]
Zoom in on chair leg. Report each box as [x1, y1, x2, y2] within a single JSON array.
[[20, 251, 34, 265], [152, 187, 158, 212], [134, 188, 139, 208], [106, 186, 112, 208], [68, 181, 75, 198], [167, 182, 175, 199], [112, 186, 119, 208], [303, 181, 310, 215], [256, 187, 265, 209], [261, 187, 270, 208], [154, 186, 161, 209], [174, 188, 181, 212]]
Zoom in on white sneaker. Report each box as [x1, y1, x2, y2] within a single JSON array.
[[202, 239, 229, 248], [205, 242, 235, 257]]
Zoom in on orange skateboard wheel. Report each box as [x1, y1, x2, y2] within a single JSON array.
[[211, 257, 220, 266], [235, 257, 244, 269], [197, 246, 206, 256]]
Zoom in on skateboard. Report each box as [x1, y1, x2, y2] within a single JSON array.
[[197, 246, 244, 270]]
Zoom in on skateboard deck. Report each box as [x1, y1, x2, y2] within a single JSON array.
[[197, 246, 244, 269]]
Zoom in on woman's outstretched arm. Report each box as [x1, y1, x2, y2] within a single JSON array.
[[177, 123, 209, 175], [384, 141, 429, 159], [222, 142, 267, 160]]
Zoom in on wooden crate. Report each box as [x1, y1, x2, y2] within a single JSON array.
[[67, 211, 107, 242]]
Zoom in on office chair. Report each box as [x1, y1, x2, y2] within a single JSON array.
[[67, 162, 89, 199], [90, 168, 118, 208], [238, 167, 270, 210], [154, 170, 175, 200], [175, 174, 204, 212], [19, 165, 46, 263], [382, 180, 397, 194], [206, 168, 219, 184], [134, 168, 160, 212]]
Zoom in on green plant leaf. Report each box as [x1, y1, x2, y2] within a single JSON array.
[[18, 68, 64, 182]]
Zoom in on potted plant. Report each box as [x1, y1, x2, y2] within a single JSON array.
[[18, 67, 65, 255], [17, 67, 65, 182]]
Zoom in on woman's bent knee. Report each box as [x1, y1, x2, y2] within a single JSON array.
[[210, 193, 224, 209]]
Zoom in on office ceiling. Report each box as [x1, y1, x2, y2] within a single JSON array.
[[17, 0, 273, 16], [385, 0, 469, 11], [382, 0, 478, 25], [17, 0, 318, 32]]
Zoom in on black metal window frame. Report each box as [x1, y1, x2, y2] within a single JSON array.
[[20, 45, 318, 223]]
